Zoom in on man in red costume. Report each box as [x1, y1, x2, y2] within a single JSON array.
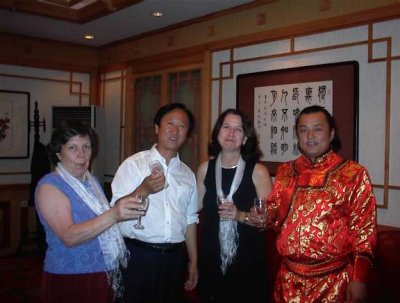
[[258, 105, 377, 303]]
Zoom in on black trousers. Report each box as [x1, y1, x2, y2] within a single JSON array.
[[123, 238, 187, 303]]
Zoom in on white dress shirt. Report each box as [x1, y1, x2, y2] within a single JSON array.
[[111, 144, 198, 243]]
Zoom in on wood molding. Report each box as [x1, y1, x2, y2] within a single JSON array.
[[378, 225, 400, 231], [0, 0, 142, 23], [98, 3, 400, 66], [0, 184, 29, 256], [0, 184, 30, 191], [0, 32, 98, 72], [2, 3, 400, 71], [206, 4, 400, 52], [0, 200, 11, 248], [124, 46, 205, 74], [0, 71, 90, 107]]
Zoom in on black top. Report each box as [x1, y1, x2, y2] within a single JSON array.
[[198, 158, 270, 303]]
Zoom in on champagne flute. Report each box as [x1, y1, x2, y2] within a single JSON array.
[[133, 196, 149, 230], [253, 197, 268, 230], [217, 193, 228, 221], [149, 160, 169, 188]]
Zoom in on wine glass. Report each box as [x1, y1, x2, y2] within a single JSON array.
[[217, 193, 228, 221], [133, 196, 149, 230], [149, 160, 168, 188], [253, 197, 268, 230]]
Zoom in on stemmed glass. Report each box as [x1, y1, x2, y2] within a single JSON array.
[[133, 196, 149, 230], [253, 197, 268, 230], [217, 193, 228, 221], [149, 160, 168, 188]]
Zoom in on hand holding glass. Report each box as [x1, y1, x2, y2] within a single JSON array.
[[253, 198, 268, 229], [133, 196, 149, 230], [217, 193, 228, 205], [217, 194, 229, 221], [149, 160, 168, 188]]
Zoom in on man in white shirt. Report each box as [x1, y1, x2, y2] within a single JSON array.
[[111, 103, 198, 303]]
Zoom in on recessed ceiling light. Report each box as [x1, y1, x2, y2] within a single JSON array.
[[152, 11, 164, 17], [84, 34, 94, 40]]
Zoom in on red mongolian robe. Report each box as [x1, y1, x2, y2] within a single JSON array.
[[267, 151, 377, 303]]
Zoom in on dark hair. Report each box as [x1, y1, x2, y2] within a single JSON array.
[[47, 120, 99, 165], [208, 108, 262, 161], [153, 103, 195, 136], [295, 105, 341, 152]]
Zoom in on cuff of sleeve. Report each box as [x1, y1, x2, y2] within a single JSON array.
[[352, 254, 373, 283], [187, 214, 199, 225]]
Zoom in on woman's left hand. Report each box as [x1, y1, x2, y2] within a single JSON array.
[[218, 202, 239, 220]]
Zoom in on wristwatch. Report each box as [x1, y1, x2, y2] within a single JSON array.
[[241, 212, 249, 224]]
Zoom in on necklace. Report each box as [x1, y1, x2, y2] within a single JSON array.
[[221, 164, 238, 169]]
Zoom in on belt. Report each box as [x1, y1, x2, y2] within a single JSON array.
[[283, 255, 350, 277], [125, 238, 185, 254]]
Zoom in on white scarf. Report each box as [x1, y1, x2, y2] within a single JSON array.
[[56, 163, 128, 298], [215, 154, 245, 274]]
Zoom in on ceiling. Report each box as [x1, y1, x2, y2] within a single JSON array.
[[0, 0, 255, 47]]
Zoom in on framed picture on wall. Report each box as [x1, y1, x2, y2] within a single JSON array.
[[0, 90, 30, 159], [237, 61, 358, 175]]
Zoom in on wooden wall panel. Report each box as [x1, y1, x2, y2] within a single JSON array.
[[0, 184, 29, 256], [0, 33, 98, 72], [98, 1, 400, 66]]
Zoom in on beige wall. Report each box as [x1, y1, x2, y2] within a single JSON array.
[[0, 64, 91, 184]]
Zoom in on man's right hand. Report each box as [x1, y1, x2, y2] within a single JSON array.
[[138, 172, 166, 196]]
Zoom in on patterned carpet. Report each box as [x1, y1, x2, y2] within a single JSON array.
[[0, 253, 42, 303]]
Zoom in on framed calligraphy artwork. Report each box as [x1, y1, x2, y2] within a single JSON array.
[[0, 90, 30, 159], [237, 61, 358, 175]]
